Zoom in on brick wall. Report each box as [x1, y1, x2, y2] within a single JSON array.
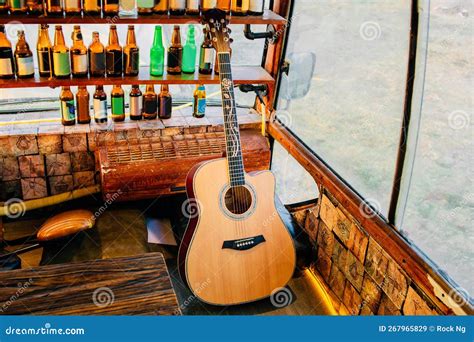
[[303, 189, 441, 315]]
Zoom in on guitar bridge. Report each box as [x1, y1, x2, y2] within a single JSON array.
[[222, 235, 265, 251]]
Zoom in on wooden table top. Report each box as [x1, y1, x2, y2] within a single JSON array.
[[0, 252, 180, 315]]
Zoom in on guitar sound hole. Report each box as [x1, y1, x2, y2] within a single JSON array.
[[224, 186, 253, 215]]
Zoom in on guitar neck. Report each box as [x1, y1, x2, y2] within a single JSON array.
[[217, 52, 245, 187]]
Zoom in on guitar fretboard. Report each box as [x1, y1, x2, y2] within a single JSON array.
[[217, 52, 245, 187]]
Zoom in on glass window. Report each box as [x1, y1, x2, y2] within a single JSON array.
[[398, 0, 473, 296], [276, 0, 411, 215]]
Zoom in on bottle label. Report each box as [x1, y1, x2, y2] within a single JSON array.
[[130, 95, 142, 116], [106, 50, 123, 75], [143, 98, 157, 115], [0, 58, 13, 75], [202, 0, 216, 9], [187, 0, 199, 9], [53, 52, 71, 76], [73, 54, 88, 73], [249, 0, 263, 11], [194, 97, 206, 116], [90, 52, 105, 73], [170, 0, 185, 9], [61, 100, 75, 121], [93, 99, 108, 119], [203, 48, 214, 64], [111, 96, 124, 115], [137, 0, 153, 8], [167, 49, 182, 69], [16, 56, 34, 76], [38, 50, 51, 74], [126, 49, 139, 73]]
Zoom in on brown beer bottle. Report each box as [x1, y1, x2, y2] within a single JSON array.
[[0, 25, 15, 79], [153, 0, 168, 14], [201, 0, 216, 11], [124, 25, 139, 76], [27, 0, 43, 14], [88, 32, 105, 77], [111, 84, 125, 122], [37, 24, 53, 78], [106, 25, 123, 77], [142, 84, 157, 120], [167, 26, 183, 75], [103, 0, 119, 15], [46, 0, 63, 16], [199, 29, 213, 75], [60, 86, 76, 126], [83, 0, 101, 15], [70, 26, 88, 78], [231, 0, 248, 15], [0, 0, 9, 14], [93, 85, 108, 123], [158, 84, 172, 119], [52, 25, 71, 78], [129, 84, 142, 120], [216, 0, 230, 13], [64, 0, 81, 15], [76, 86, 91, 124], [14, 30, 35, 79]]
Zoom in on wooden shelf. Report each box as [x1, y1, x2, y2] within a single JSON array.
[[0, 66, 274, 88], [0, 9, 285, 25]]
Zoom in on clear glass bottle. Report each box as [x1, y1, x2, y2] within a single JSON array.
[[111, 84, 125, 122], [129, 84, 142, 120], [89, 31, 106, 77], [167, 25, 182, 75], [150, 25, 165, 76], [106, 25, 123, 77], [60, 86, 76, 126], [14, 30, 35, 79], [158, 84, 172, 119], [93, 85, 108, 123], [76, 86, 91, 124], [70, 25, 88, 77], [52, 25, 71, 78], [119, 0, 136, 16], [248, 0, 263, 15], [0, 25, 15, 79], [123, 25, 139, 76], [142, 84, 157, 120]]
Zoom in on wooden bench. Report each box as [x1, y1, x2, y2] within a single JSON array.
[[0, 252, 180, 315]]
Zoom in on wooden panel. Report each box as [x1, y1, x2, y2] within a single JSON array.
[[0, 253, 180, 315], [0, 10, 285, 25], [98, 129, 271, 200], [0, 66, 274, 89]]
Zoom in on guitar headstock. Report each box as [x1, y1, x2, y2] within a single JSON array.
[[202, 9, 231, 53]]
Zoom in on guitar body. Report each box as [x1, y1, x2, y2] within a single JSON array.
[[178, 158, 296, 305]]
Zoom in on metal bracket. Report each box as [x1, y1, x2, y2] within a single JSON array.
[[244, 24, 277, 45]]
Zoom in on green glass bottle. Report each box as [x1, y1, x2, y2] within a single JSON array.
[[181, 25, 196, 74], [150, 25, 165, 77]]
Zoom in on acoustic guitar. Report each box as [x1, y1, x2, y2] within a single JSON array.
[[178, 9, 296, 306]]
